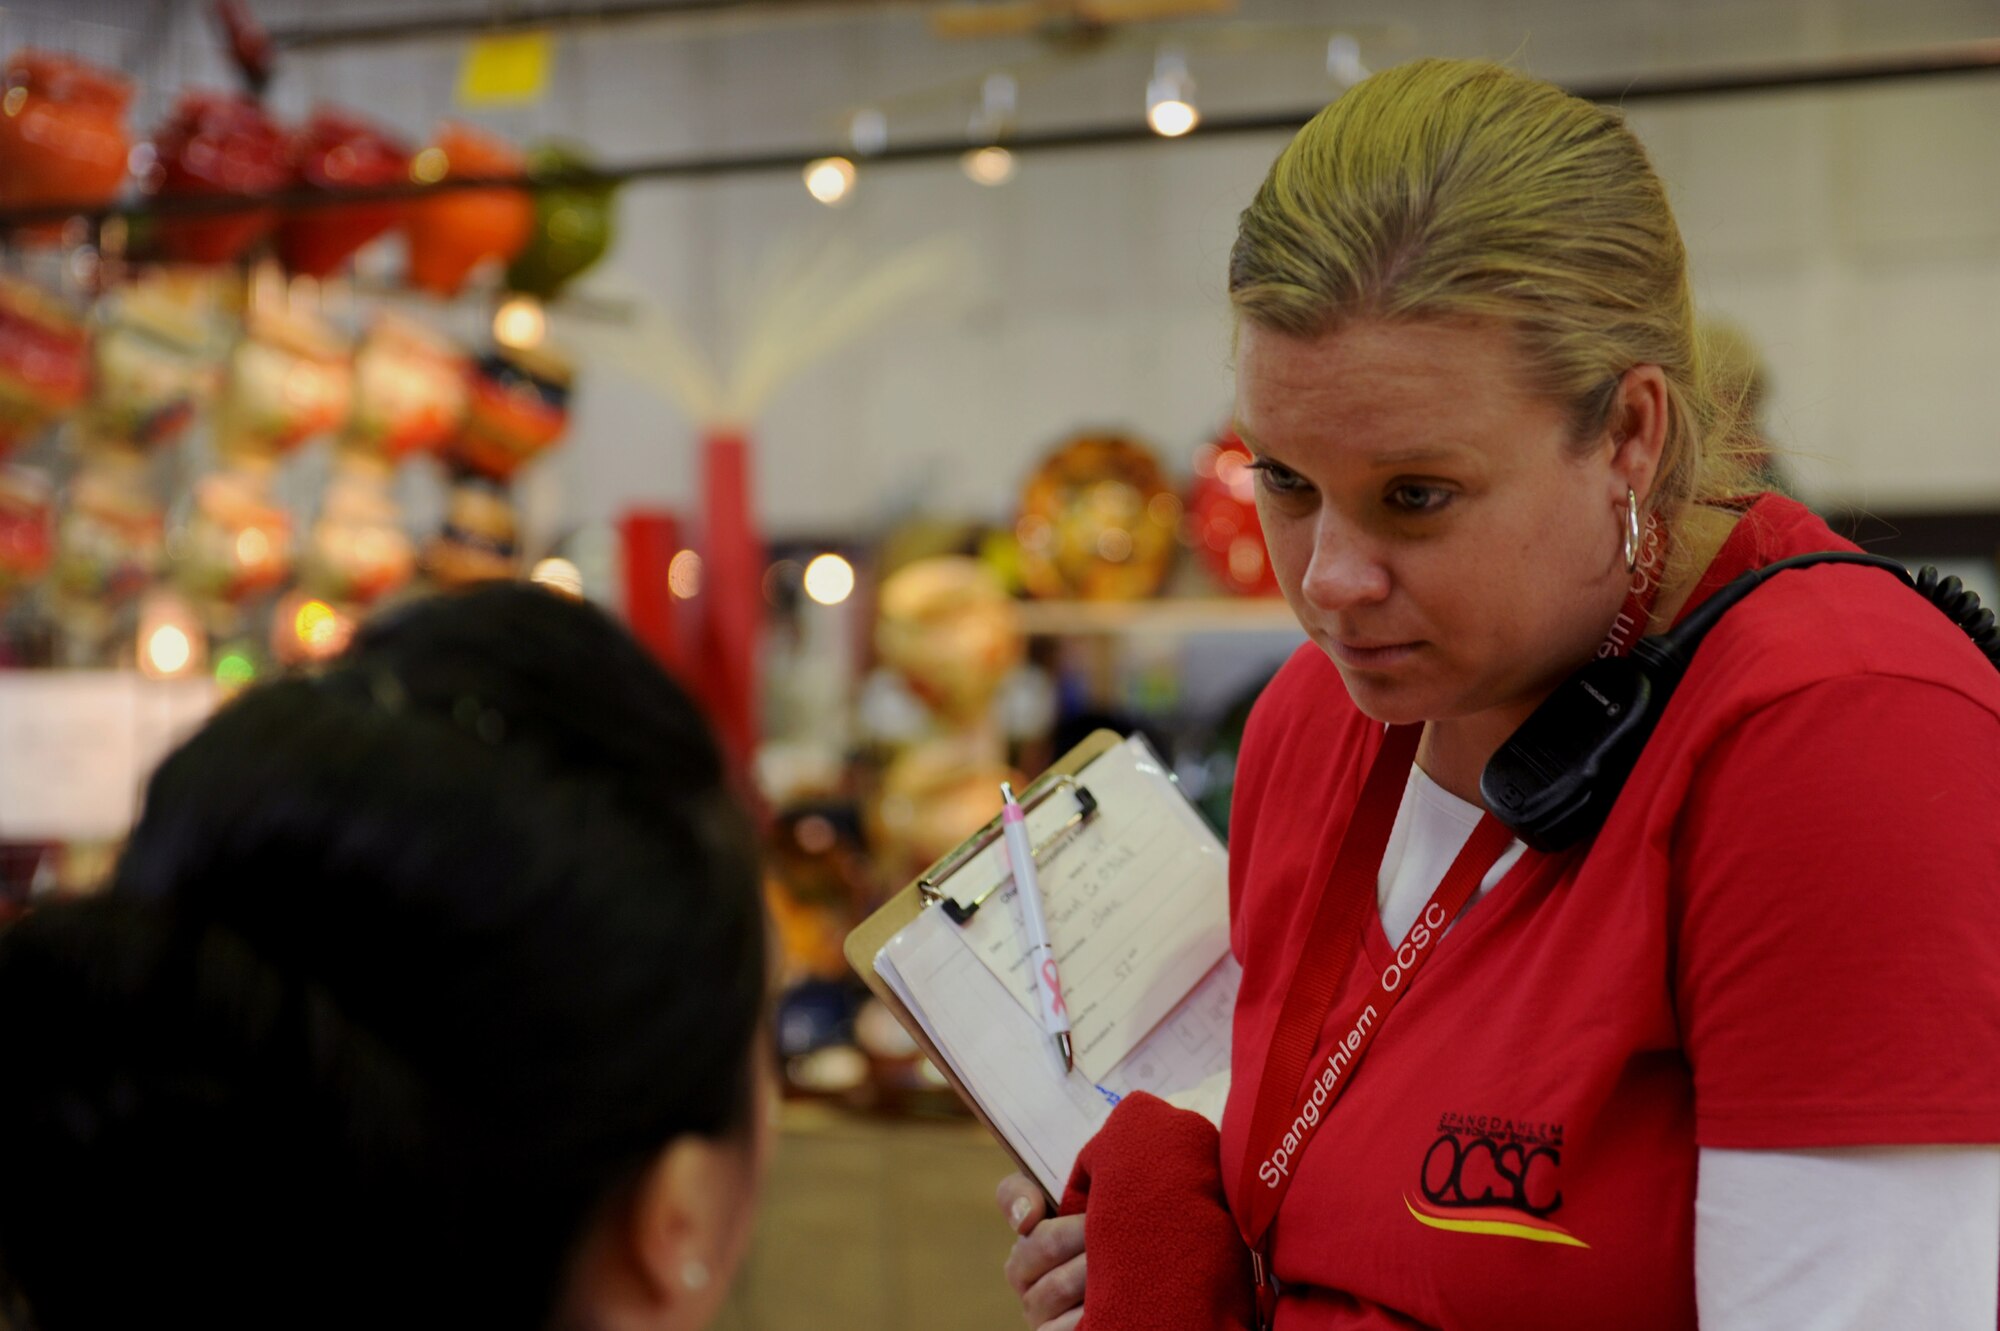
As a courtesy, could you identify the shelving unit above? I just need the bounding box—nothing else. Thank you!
[1012,596,1300,638]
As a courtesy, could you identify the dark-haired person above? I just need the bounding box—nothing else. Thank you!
[0,583,772,1331]
[999,58,2000,1331]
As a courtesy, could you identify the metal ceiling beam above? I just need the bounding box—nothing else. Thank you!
[1,40,1996,233]
[265,0,917,49]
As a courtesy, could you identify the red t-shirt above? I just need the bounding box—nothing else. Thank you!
[1216,495,2000,1330]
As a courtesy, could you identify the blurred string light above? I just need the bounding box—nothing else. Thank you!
[410,147,449,183]
[961,146,1016,187]
[137,591,205,681]
[293,597,351,660]
[1327,34,1369,89]
[962,72,1019,186]
[1146,50,1199,138]
[530,556,584,598]
[214,650,258,688]
[493,294,546,350]
[803,156,856,206]
[144,625,192,677]
[849,108,889,156]
[803,553,856,606]
[667,548,702,598]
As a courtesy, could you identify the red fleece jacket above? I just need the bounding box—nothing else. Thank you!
[1059,1092,1256,1331]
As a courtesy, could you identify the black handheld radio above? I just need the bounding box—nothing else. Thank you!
[1481,553,2000,853]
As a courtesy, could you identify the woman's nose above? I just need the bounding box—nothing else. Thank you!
[1299,513,1391,612]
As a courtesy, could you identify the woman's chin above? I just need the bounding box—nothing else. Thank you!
[1327,660,1440,727]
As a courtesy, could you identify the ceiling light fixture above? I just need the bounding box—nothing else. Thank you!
[963,71,1021,185]
[1326,34,1369,89]
[849,108,888,156]
[961,144,1017,186]
[1146,50,1199,138]
[802,155,857,206]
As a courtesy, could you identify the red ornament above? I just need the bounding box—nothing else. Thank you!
[0,467,54,600]
[1185,430,1280,597]
[403,124,533,297]
[0,280,89,456]
[0,51,132,245]
[278,107,411,278]
[451,348,568,482]
[149,92,290,264]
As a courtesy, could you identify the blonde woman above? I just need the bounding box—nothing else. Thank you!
[999,59,2000,1330]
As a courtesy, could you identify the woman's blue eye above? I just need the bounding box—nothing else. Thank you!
[1388,484,1452,513]
[1247,461,1308,496]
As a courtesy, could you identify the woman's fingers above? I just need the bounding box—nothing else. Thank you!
[997,1174,1086,1326]
[995,1171,1047,1235]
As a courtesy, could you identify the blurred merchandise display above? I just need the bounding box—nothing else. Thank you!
[0,466,54,608]
[215,300,352,460]
[0,278,88,456]
[424,473,521,588]
[506,143,617,299]
[1185,428,1280,597]
[453,345,571,482]
[146,91,291,265]
[402,122,535,297]
[277,108,412,279]
[87,272,224,446]
[0,51,132,246]
[347,314,467,463]
[1016,431,1181,600]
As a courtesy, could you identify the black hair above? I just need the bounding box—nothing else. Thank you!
[0,583,766,1330]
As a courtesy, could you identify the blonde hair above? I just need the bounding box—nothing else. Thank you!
[1228,58,1762,544]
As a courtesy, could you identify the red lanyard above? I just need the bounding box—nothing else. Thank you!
[1236,724,1514,1317]
[1237,528,1665,1328]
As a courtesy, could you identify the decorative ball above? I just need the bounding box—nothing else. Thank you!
[1016,431,1179,600]
[174,468,293,607]
[215,307,352,462]
[450,346,569,482]
[278,106,412,279]
[300,456,415,607]
[875,555,1022,724]
[505,143,616,300]
[0,466,54,603]
[54,449,163,606]
[0,51,132,246]
[88,273,221,449]
[347,314,467,464]
[403,123,534,298]
[424,474,519,588]
[1185,430,1280,597]
[148,92,291,265]
[0,279,89,456]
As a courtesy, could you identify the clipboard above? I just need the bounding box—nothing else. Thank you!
[845,731,1122,1189]
[846,729,1239,1200]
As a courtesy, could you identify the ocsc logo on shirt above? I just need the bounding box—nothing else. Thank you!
[1403,1111,1590,1248]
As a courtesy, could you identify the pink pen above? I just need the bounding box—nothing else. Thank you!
[1001,782,1073,1074]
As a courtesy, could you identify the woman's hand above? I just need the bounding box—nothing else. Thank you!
[997,1172,1086,1330]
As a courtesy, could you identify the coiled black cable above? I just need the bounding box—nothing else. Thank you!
[1912,565,2000,671]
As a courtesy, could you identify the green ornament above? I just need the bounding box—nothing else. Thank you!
[505,143,616,300]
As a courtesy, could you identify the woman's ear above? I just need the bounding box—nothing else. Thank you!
[564,1137,745,1331]
[1606,364,1670,508]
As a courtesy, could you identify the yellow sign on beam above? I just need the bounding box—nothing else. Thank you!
[456,31,552,108]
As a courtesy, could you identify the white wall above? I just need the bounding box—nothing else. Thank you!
[11,0,2000,539]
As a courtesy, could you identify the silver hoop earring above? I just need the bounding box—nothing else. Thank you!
[1623,487,1642,573]
[681,1257,711,1292]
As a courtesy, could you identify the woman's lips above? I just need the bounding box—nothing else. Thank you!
[1326,638,1421,670]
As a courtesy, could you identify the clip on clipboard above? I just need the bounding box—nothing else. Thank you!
[922,777,1099,924]
[846,730,1240,1200]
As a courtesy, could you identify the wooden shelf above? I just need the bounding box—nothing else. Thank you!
[1011,597,1302,637]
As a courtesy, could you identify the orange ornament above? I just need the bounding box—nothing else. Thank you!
[0,51,132,245]
[403,124,533,297]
